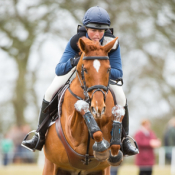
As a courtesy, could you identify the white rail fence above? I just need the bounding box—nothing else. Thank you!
[158,146,175,175]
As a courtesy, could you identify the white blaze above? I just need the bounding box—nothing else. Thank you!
[93,59,101,73]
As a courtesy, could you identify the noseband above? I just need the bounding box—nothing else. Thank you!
[80,56,111,104]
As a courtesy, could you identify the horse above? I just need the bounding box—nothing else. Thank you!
[43,37,125,175]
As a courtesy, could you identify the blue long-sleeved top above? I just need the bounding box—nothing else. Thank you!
[55,33,123,80]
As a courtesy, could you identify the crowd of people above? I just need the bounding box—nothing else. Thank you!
[0,124,35,166]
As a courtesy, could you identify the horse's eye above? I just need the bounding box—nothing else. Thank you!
[84,68,87,73]
[107,68,111,73]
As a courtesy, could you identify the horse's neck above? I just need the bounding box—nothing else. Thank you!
[61,76,89,148]
[69,111,89,145]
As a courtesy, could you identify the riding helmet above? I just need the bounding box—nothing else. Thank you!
[82,6,110,30]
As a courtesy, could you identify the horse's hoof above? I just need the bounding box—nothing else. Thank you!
[93,149,110,161]
[107,150,123,166]
[92,139,110,152]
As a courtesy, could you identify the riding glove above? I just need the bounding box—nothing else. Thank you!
[70,57,80,67]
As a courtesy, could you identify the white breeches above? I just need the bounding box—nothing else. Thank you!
[44,69,76,102]
[109,84,126,106]
[44,72,126,106]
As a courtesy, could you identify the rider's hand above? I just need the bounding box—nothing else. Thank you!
[150,139,161,148]
[70,57,80,67]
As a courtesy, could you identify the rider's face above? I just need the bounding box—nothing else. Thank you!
[87,28,105,42]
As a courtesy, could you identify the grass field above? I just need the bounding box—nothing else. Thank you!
[0,164,171,175]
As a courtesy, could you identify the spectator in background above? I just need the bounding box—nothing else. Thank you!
[110,166,119,175]
[1,133,14,166]
[164,117,175,162]
[134,119,161,175]
[8,125,34,163]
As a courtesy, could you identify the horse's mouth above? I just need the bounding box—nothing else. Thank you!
[91,107,105,119]
[93,113,102,119]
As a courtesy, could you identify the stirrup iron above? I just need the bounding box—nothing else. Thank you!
[21,130,40,152]
[122,135,139,157]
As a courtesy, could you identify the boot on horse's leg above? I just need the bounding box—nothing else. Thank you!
[122,103,139,156]
[21,99,51,151]
[74,100,110,160]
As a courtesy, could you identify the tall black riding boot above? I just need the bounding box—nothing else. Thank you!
[122,103,139,156]
[21,99,51,151]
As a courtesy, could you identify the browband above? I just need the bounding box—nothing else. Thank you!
[83,56,109,60]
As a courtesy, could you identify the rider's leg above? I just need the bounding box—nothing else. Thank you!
[22,70,76,151]
[21,99,50,151]
[109,84,139,156]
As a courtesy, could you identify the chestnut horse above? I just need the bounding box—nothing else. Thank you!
[43,37,124,175]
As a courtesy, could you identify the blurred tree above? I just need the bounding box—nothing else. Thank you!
[0,0,77,127]
[0,0,174,137]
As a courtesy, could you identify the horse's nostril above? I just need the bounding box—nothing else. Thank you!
[92,107,96,114]
[101,107,106,114]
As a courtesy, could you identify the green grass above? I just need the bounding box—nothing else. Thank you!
[0,164,171,175]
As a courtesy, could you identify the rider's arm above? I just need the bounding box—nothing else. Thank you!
[109,44,123,80]
[55,40,77,76]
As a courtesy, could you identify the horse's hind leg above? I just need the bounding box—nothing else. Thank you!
[42,157,54,175]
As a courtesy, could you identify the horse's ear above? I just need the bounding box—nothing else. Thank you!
[103,37,119,53]
[78,37,86,53]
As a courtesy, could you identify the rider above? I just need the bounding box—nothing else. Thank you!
[21,6,139,156]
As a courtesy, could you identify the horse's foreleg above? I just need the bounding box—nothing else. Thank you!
[42,157,54,175]
[92,131,103,142]
[74,100,110,161]
[74,100,110,146]
[107,105,125,166]
[108,144,123,166]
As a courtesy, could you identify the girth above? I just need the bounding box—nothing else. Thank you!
[55,117,100,170]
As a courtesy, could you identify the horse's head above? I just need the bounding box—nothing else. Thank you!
[77,37,118,119]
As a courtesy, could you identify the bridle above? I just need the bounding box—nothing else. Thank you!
[68,56,111,105]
